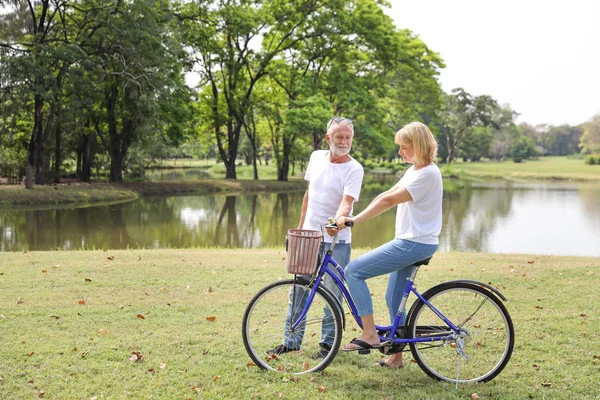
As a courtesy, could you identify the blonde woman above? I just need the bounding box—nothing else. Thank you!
[335,122,443,368]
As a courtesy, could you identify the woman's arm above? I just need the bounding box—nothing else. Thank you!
[337,185,412,228]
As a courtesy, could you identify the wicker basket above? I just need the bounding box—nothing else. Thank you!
[285,229,322,275]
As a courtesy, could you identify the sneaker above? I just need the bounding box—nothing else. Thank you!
[315,343,332,359]
[266,344,299,355]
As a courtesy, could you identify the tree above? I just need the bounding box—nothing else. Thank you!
[509,136,536,163]
[179,0,329,179]
[440,88,499,163]
[81,0,187,182]
[580,113,600,154]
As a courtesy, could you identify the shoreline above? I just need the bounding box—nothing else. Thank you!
[0,179,307,207]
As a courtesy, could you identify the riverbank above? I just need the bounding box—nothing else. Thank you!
[0,179,307,207]
[1,249,598,399]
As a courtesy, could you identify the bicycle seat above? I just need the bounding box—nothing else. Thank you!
[412,257,432,267]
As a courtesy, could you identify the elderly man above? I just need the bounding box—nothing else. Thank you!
[269,117,364,359]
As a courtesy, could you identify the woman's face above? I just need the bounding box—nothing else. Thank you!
[398,142,415,164]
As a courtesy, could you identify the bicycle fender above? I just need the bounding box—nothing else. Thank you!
[431,280,508,301]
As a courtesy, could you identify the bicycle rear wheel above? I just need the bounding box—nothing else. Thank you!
[242,278,343,374]
[407,282,514,384]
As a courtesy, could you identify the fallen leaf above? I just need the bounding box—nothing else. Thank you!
[212,375,220,381]
[107,256,115,260]
[204,287,213,293]
[192,386,202,392]
[310,377,317,382]
[38,390,45,398]
[247,362,256,367]
[137,257,142,261]
[50,315,60,320]
[532,364,539,370]
[41,270,47,273]
[202,350,208,355]
[159,363,166,369]
[26,352,35,357]
[318,386,326,393]
[51,265,58,269]
[472,394,480,400]
[540,381,552,387]
[580,313,587,318]
[278,393,284,398]
[137,314,146,319]
[85,278,92,282]
[303,361,310,371]
[206,316,216,322]
[527,260,535,264]
[72,347,78,352]
[17,297,24,304]
[147,368,155,374]
[78,300,86,305]
[0,314,5,319]
[81,351,88,357]
[129,352,144,362]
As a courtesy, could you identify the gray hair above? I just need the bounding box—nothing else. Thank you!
[326,117,354,135]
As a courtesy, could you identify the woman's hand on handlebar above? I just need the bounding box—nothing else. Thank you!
[335,216,355,230]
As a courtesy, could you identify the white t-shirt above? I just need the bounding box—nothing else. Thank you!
[304,150,364,243]
[394,164,443,245]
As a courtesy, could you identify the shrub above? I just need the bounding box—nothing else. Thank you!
[584,154,600,165]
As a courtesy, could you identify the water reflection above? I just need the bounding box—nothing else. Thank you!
[1,179,599,256]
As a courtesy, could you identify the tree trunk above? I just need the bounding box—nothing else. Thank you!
[26,95,45,188]
[53,106,61,183]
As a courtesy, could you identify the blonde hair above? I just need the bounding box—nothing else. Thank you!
[395,122,438,166]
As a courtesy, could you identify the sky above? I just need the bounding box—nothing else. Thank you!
[387,0,600,126]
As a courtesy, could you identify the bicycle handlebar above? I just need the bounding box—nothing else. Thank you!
[324,221,354,229]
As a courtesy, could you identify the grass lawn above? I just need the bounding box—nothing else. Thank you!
[450,156,600,181]
[1,249,599,399]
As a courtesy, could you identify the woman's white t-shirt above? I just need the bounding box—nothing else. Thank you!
[304,150,364,243]
[395,164,443,245]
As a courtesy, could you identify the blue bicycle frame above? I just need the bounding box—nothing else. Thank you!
[290,247,461,346]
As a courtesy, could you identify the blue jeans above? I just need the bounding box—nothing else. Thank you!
[283,242,351,349]
[345,239,438,324]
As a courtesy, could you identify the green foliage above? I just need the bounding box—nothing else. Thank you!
[509,136,537,163]
[579,114,600,154]
[584,154,600,165]
[439,88,501,163]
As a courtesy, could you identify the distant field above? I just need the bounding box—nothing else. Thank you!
[451,156,600,181]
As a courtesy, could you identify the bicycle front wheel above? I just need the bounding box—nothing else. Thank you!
[242,278,343,374]
[407,282,514,384]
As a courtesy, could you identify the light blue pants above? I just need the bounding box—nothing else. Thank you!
[284,242,351,349]
[345,239,438,324]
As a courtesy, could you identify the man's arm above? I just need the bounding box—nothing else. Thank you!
[297,183,310,229]
[334,195,356,220]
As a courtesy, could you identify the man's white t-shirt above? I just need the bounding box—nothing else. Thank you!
[304,150,364,243]
[395,164,443,245]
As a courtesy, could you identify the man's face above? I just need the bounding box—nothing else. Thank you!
[326,124,354,156]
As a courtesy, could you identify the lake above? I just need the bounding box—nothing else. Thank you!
[1,177,599,256]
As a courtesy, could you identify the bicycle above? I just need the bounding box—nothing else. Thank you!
[242,223,514,385]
